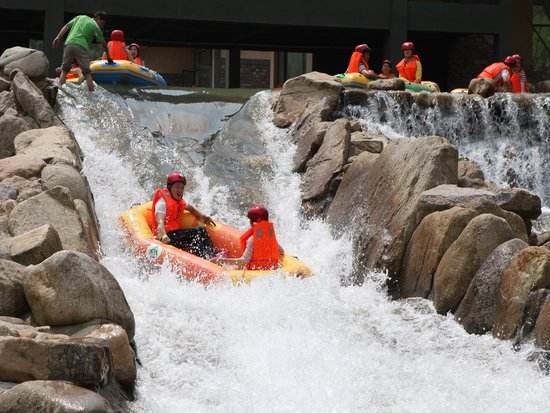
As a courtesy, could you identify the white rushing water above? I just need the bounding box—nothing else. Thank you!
[58,84,550,412]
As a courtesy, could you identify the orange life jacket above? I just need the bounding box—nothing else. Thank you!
[478,62,508,81]
[239,221,280,270]
[107,40,129,60]
[132,56,143,66]
[510,72,522,93]
[346,51,369,74]
[151,188,187,235]
[396,55,420,82]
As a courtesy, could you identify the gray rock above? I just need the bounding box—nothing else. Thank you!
[350,132,384,154]
[0,91,16,117]
[0,47,49,79]
[0,380,113,413]
[6,224,63,266]
[74,199,100,255]
[455,238,528,334]
[458,159,485,188]
[273,72,343,127]
[367,78,406,91]
[0,183,17,201]
[8,186,95,257]
[535,80,550,93]
[0,110,30,159]
[493,247,550,339]
[293,120,331,173]
[14,126,79,166]
[433,214,514,314]
[23,250,135,339]
[301,119,350,201]
[0,259,29,317]
[0,154,46,181]
[0,78,9,93]
[0,176,42,202]
[41,163,89,203]
[535,296,550,349]
[327,136,458,285]
[10,70,61,128]
[468,77,495,98]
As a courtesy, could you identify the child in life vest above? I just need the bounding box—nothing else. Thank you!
[127,43,144,66]
[214,205,284,270]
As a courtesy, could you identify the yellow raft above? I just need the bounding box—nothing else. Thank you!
[335,73,440,93]
[119,202,313,284]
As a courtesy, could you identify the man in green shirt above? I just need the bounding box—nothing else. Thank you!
[52,11,112,92]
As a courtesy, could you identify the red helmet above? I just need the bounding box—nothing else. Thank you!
[110,30,125,41]
[128,43,140,50]
[504,56,517,66]
[401,41,415,51]
[247,205,269,223]
[166,171,186,186]
[355,44,371,53]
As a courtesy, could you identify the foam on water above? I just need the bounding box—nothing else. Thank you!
[58,84,550,412]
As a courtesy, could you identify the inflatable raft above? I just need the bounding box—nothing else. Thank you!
[335,73,440,93]
[119,202,312,284]
[90,60,167,87]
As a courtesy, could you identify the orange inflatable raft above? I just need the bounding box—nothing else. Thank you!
[119,202,313,284]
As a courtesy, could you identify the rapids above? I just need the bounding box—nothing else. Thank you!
[57,84,550,412]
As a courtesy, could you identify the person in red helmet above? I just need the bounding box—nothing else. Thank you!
[378,59,395,79]
[152,171,217,259]
[510,54,528,93]
[396,41,422,83]
[103,29,129,60]
[214,205,284,270]
[127,43,144,66]
[345,44,379,79]
[476,56,515,92]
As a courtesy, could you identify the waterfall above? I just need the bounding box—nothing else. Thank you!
[57,84,550,412]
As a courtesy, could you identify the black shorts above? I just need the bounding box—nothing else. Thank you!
[167,227,217,260]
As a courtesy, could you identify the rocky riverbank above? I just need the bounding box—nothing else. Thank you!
[0,47,135,412]
[273,72,550,355]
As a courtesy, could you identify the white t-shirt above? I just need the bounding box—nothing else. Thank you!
[155,197,166,214]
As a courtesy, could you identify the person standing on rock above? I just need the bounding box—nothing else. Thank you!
[396,42,422,84]
[214,205,284,270]
[345,44,379,79]
[510,54,529,93]
[52,11,112,92]
[152,171,217,259]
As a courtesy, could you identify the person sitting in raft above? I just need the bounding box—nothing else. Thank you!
[378,59,395,79]
[476,56,515,92]
[510,54,528,93]
[396,42,422,84]
[345,44,379,79]
[152,171,217,259]
[127,43,144,65]
[214,205,284,270]
[103,29,129,60]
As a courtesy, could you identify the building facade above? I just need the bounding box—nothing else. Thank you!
[0,0,535,90]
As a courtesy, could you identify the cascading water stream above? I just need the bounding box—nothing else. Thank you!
[344,92,550,207]
[57,84,550,412]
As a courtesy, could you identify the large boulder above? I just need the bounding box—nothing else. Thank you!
[0,329,110,387]
[433,214,514,314]
[535,297,550,350]
[0,109,31,159]
[0,380,112,413]
[494,188,542,222]
[41,163,90,203]
[468,77,495,98]
[0,260,28,317]
[273,72,343,127]
[0,91,16,117]
[0,154,45,181]
[74,199,100,255]
[10,70,61,128]
[74,323,136,388]
[293,120,331,173]
[14,126,79,166]
[417,185,529,241]
[454,238,528,334]
[0,47,49,79]
[23,251,135,339]
[301,119,350,201]
[349,131,385,155]
[400,207,478,298]
[8,186,94,257]
[327,136,458,284]
[493,247,550,339]
[5,224,63,266]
